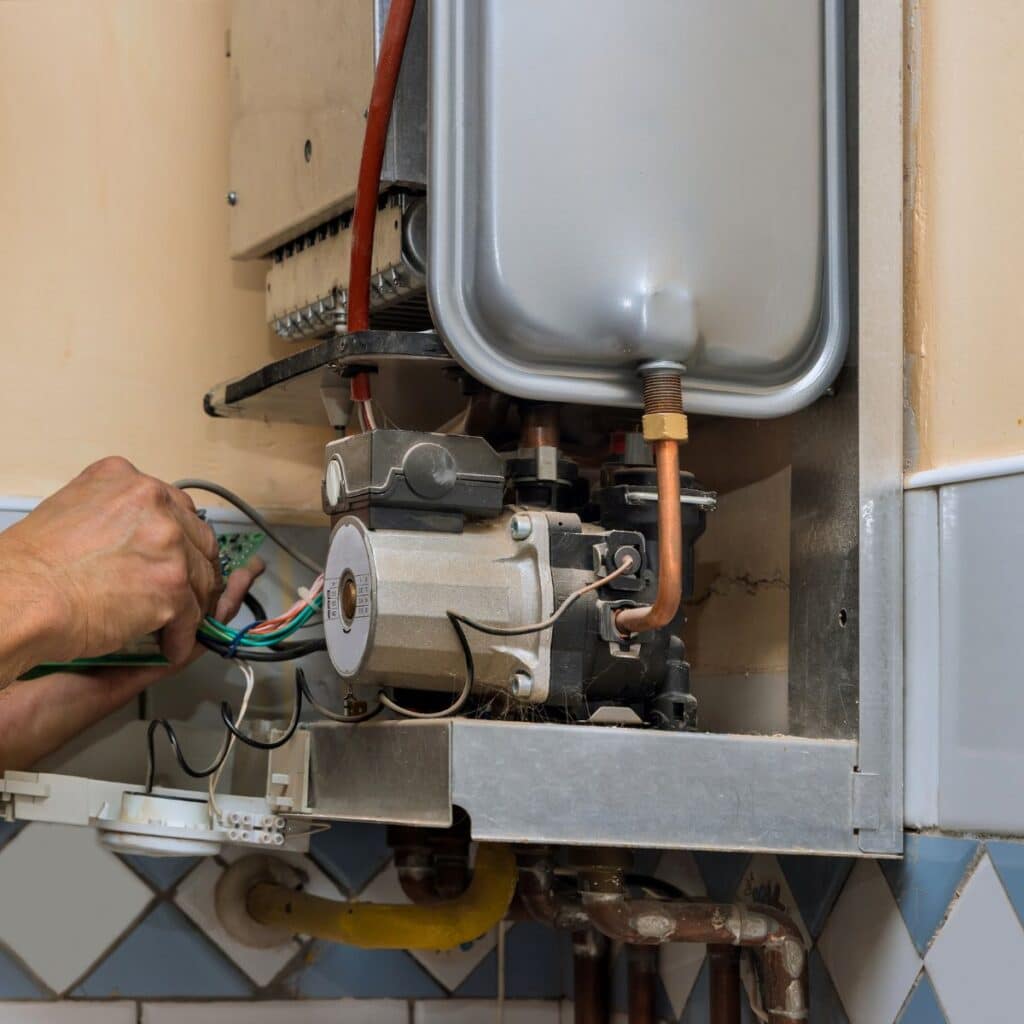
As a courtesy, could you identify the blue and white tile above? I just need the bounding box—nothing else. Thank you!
[926,853,1024,1023]
[290,942,444,999]
[74,902,252,998]
[807,948,849,1024]
[359,860,497,991]
[881,834,978,955]
[0,1005,136,1023]
[309,821,392,894]
[692,850,750,902]
[778,853,854,940]
[0,823,153,992]
[818,858,920,1024]
[736,854,811,948]
[559,1007,629,1024]
[0,946,48,999]
[175,849,340,985]
[653,850,708,1018]
[120,853,199,892]
[678,958,710,1024]
[897,971,947,1024]
[455,922,566,999]
[985,839,1024,927]
[142,999,409,1023]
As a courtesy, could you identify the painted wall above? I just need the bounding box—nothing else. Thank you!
[906,0,1024,473]
[0,0,332,517]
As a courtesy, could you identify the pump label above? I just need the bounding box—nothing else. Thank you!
[325,579,340,621]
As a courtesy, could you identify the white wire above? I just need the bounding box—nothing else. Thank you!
[208,659,257,824]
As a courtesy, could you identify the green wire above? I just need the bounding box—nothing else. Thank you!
[198,597,322,648]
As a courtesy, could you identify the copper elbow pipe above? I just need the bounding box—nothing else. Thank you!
[614,439,683,635]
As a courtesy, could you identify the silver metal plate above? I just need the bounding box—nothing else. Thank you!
[303,719,862,855]
[429,0,848,415]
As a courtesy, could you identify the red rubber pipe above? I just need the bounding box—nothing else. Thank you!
[347,0,416,337]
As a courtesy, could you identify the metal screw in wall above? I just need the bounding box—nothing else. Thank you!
[304,139,313,163]
[226,191,238,206]
[509,514,533,542]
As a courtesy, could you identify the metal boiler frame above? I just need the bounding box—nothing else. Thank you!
[278,0,903,858]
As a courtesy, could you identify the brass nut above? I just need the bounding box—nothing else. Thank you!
[641,412,688,442]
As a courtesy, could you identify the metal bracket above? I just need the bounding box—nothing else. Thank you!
[851,770,883,834]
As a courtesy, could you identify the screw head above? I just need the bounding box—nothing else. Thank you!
[511,672,533,701]
[226,191,238,206]
[509,514,533,542]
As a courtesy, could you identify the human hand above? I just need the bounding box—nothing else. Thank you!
[0,457,225,667]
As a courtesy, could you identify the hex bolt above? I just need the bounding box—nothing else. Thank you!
[226,191,238,206]
[509,514,533,542]
[511,672,534,701]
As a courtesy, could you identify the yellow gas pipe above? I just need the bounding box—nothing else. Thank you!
[246,843,517,950]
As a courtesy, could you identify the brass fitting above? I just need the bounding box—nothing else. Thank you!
[642,412,689,443]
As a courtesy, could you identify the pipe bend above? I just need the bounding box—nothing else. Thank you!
[246,843,516,951]
[613,439,683,636]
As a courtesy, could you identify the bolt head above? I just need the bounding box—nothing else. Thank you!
[509,514,533,542]
[226,191,238,206]
[511,672,534,700]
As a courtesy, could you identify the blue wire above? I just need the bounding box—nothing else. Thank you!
[225,619,263,659]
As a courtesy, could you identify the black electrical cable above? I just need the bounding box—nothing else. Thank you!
[299,669,384,723]
[242,592,269,623]
[145,719,230,793]
[220,673,302,750]
[196,634,327,662]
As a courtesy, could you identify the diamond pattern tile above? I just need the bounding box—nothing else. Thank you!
[897,972,948,1024]
[881,833,978,955]
[0,947,48,999]
[287,942,444,999]
[456,922,567,999]
[175,850,340,986]
[358,860,496,990]
[652,849,707,1018]
[0,823,153,992]
[416,1001,562,1023]
[985,839,1024,927]
[120,854,198,892]
[926,854,1024,1023]
[778,853,854,940]
[678,958,710,1024]
[74,902,252,998]
[818,859,920,1024]
[736,853,811,947]
[692,851,750,902]
[309,821,391,894]
[808,948,849,1024]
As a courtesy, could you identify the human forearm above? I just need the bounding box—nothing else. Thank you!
[0,546,68,686]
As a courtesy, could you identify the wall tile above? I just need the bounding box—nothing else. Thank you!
[897,972,948,1024]
[0,948,48,999]
[73,902,252,999]
[818,859,920,1024]
[692,851,750,902]
[310,822,391,894]
[736,854,811,947]
[0,823,153,993]
[0,1005,135,1023]
[286,942,444,1000]
[456,922,567,1000]
[142,1000,409,1023]
[880,834,978,955]
[416,1001,562,1023]
[926,854,1024,1023]
[778,853,854,940]
[120,854,199,892]
[985,839,1024,927]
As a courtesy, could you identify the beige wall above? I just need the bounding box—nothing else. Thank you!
[907,0,1024,472]
[0,1,332,517]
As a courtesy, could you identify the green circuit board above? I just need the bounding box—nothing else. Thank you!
[218,531,265,575]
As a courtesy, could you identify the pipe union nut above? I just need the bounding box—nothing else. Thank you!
[641,412,688,442]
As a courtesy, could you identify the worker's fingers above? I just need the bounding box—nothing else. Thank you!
[214,558,266,623]
[166,483,198,515]
[168,499,220,566]
[160,591,204,665]
[181,535,223,616]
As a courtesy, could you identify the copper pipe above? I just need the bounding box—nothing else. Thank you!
[516,852,590,931]
[614,439,683,635]
[709,945,742,1024]
[627,945,658,1024]
[582,897,807,1023]
[573,928,611,1024]
[520,404,560,450]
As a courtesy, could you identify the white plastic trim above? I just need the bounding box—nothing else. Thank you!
[905,453,1024,490]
